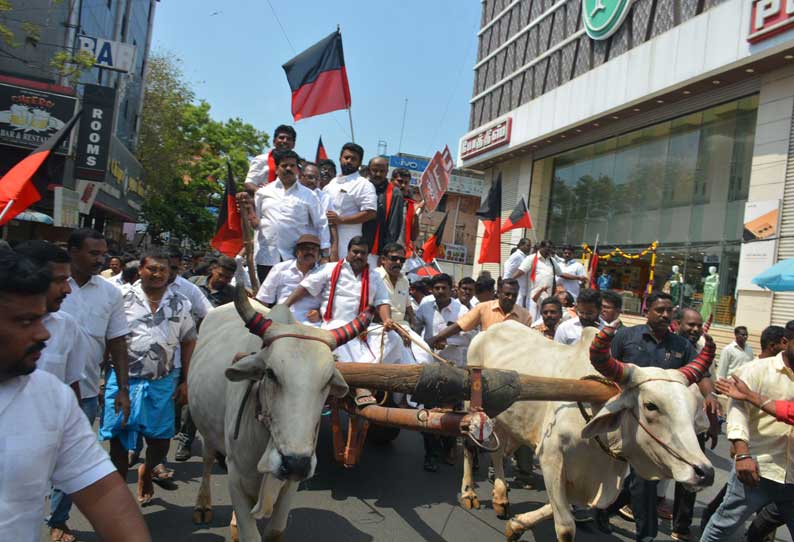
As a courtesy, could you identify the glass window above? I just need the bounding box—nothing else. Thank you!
[538,95,758,325]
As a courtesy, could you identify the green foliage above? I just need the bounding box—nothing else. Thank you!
[49,50,95,84]
[138,52,269,247]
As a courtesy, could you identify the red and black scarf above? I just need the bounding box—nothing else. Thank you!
[267,151,277,183]
[405,198,415,256]
[323,259,370,322]
[371,182,394,255]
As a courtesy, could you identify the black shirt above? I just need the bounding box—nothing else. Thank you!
[362,180,404,252]
[610,324,696,369]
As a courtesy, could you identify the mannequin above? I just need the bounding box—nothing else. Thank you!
[668,265,684,305]
[701,266,719,320]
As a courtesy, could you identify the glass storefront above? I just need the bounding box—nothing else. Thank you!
[537,95,759,324]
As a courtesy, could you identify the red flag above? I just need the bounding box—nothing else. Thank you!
[316,136,328,163]
[589,252,600,289]
[422,213,448,263]
[476,173,502,264]
[414,261,441,277]
[210,161,244,257]
[0,109,81,225]
[500,197,532,233]
[282,30,352,121]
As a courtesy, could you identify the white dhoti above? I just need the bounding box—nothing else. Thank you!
[323,319,376,363]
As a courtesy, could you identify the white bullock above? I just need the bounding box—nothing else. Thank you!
[460,322,715,542]
[188,287,371,542]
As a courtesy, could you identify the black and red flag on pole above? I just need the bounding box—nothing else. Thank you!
[282,30,352,121]
[316,136,328,162]
[500,196,532,233]
[588,252,600,289]
[422,213,448,263]
[476,173,502,264]
[0,109,81,225]
[211,161,244,257]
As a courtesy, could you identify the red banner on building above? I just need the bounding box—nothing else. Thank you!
[419,146,454,213]
[748,0,794,43]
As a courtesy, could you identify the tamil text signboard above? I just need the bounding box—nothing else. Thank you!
[0,78,76,153]
[419,146,454,213]
[460,118,512,161]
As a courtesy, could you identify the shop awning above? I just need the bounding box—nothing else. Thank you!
[13,211,53,225]
[752,259,794,291]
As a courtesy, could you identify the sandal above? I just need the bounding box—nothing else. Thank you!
[151,463,177,489]
[49,525,76,542]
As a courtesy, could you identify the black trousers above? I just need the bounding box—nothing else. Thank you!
[177,405,197,446]
[422,433,455,460]
[607,469,658,542]
[747,502,783,542]
[672,433,707,534]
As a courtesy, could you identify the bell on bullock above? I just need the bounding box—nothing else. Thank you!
[589,325,628,383]
[678,334,716,384]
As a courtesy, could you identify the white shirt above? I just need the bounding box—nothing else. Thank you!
[505,249,530,306]
[300,260,391,322]
[169,275,212,323]
[553,316,605,345]
[558,259,586,298]
[122,283,197,379]
[413,298,471,366]
[376,267,410,323]
[40,311,89,385]
[717,340,756,380]
[103,273,125,289]
[245,151,273,187]
[60,275,130,398]
[256,259,323,324]
[0,371,115,541]
[254,179,330,265]
[323,172,377,255]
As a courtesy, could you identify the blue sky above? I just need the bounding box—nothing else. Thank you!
[151,0,481,163]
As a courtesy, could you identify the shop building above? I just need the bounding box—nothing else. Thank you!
[458,0,794,332]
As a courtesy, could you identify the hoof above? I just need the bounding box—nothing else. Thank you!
[264,531,284,542]
[459,493,481,510]
[494,500,510,519]
[192,507,213,525]
[505,519,524,542]
[230,523,239,542]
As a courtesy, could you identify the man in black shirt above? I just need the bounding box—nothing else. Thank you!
[600,292,696,541]
[188,256,236,308]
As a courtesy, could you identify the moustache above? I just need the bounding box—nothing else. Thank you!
[25,341,46,357]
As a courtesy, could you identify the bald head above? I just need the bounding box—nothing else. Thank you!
[368,155,389,185]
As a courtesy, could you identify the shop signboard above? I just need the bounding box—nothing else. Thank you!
[460,118,511,161]
[448,173,484,196]
[94,136,144,221]
[77,36,136,73]
[582,0,634,40]
[75,84,116,181]
[0,78,76,153]
[388,154,429,187]
[736,199,781,290]
[53,187,80,228]
[419,146,454,212]
[442,243,468,264]
[76,180,100,215]
[748,0,794,43]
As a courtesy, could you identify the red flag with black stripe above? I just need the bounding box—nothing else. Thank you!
[282,30,352,121]
[476,173,502,263]
[315,136,328,163]
[422,213,448,263]
[210,161,244,257]
[588,252,600,289]
[500,196,532,233]
[0,109,81,225]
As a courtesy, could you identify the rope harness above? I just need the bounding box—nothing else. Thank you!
[577,375,704,471]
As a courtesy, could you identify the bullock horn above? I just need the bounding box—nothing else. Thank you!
[326,306,375,347]
[678,334,716,384]
[589,325,627,383]
[233,284,272,337]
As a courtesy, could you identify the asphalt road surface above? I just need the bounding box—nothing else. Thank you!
[47,418,792,542]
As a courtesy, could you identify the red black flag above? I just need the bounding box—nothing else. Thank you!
[282,30,352,121]
[476,173,502,264]
[210,161,244,257]
[0,109,81,225]
[316,136,328,163]
[413,261,442,278]
[500,196,532,233]
[422,213,448,263]
[588,252,600,289]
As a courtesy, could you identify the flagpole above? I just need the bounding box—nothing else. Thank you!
[0,199,14,224]
[347,107,355,142]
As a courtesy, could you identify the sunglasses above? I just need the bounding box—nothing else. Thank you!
[387,256,406,263]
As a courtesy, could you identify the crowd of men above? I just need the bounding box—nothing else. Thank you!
[2,124,794,542]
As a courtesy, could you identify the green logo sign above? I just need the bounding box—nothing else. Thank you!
[582,0,633,40]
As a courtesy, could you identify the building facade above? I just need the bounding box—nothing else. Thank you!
[459,0,794,332]
[0,0,155,249]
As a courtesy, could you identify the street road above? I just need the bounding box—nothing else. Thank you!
[47,419,790,542]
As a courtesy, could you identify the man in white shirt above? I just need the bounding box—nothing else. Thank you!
[244,149,330,283]
[60,229,130,427]
[323,143,377,261]
[716,326,755,380]
[299,161,336,259]
[554,289,605,345]
[100,255,123,279]
[557,244,587,299]
[100,249,197,506]
[504,239,532,308]
[167,249,213,325]
[414,273,471,368]
[244,124,296,194]
[256,234,324,325]
[0,249,149,541]
[513,240,559,320]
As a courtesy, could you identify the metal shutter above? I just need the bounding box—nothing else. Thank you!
[772,97,794,325]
